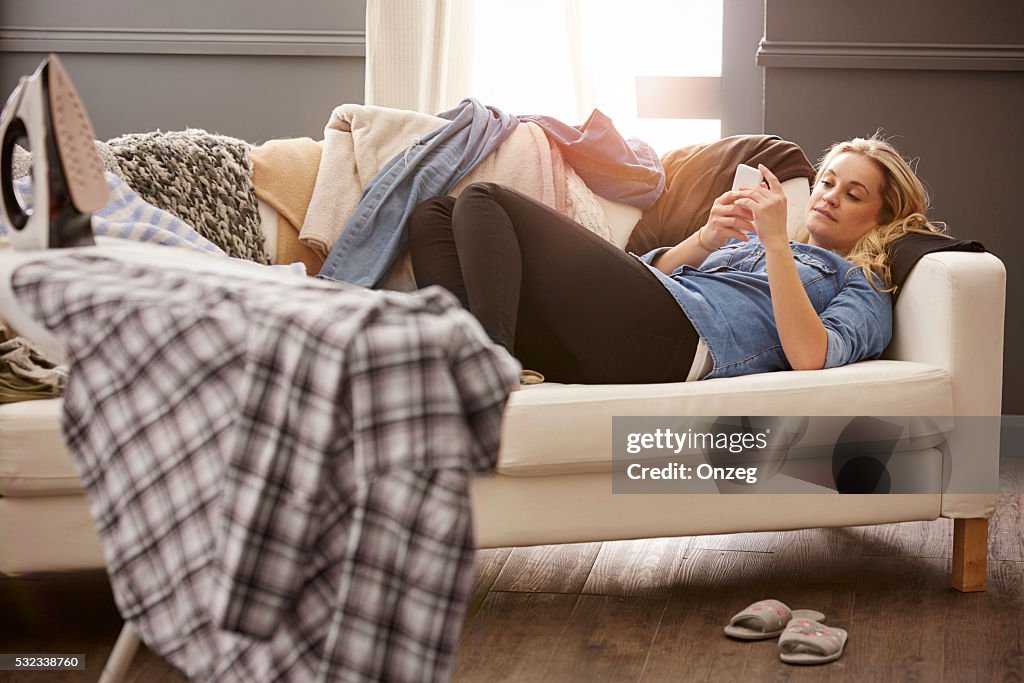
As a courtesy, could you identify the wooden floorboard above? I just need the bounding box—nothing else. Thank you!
[463,546,512,628]
[640,548,777,682]
[450,591,579,683]
[841,556,950,682]
[942,558,1024,682]
[993,457,1024,561]
[581,537,689,599]
[543,594,667,683]
[991,494,1024,561]
[861,518,953,558]
[490,542,601,594]
[686,530,783,553]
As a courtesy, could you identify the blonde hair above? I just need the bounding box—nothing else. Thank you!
[794,133,947,292]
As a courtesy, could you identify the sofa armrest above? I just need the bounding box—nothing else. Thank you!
[883,251,1005,416]
[882,251,1006,517]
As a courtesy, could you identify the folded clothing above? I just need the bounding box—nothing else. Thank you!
[0,321,66,403]
[248,137,327,273]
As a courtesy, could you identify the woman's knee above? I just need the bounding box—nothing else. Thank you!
[451,182,522,241]
[458,181,504,201]
[407,195,456,247]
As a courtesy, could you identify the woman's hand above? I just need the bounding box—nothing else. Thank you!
[731,164,789,250]
[700,190,757,249]
[651,164,787,273]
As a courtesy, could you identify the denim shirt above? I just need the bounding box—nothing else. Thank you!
[637,236,893,379]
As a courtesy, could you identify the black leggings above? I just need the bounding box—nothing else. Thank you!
[407,183,698,384]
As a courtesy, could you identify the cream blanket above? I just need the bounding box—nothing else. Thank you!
[299,104,611,272]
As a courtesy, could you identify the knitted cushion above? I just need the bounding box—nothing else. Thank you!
[105,129,268,264]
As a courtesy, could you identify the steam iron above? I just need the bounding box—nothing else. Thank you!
[0,53,107,250]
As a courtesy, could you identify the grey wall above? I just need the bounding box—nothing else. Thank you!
[760,0,1024,414]
[722,0,766,136]
[0,0,367,143]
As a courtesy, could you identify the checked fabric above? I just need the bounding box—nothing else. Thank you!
[9,249,519,682]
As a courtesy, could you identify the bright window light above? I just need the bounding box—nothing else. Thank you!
[468,0,723,153]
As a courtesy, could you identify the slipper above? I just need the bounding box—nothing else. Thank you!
[723,599,826,640]
[778,618,848,665]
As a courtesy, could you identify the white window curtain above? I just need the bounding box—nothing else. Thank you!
[364,0,592,117]
[364,0,475,114]
[364,1,722,151]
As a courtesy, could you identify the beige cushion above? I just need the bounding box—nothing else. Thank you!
[0,399,77,496]
[0,495,104,574]
[0,359,952,492]
[499,360,951,477]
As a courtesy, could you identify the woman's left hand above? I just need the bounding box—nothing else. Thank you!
[733,164,789,250]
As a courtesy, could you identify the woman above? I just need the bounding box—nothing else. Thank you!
[407,135,944,384]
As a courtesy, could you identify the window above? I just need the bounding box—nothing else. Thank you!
[468,0,723,154]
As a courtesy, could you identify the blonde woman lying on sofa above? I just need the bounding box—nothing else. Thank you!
[407,135,951,384]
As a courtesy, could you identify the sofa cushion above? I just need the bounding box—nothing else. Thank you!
[0,495,105,573]
[0,398,78,496]
[0,360,953,492]
[498,360,952,477]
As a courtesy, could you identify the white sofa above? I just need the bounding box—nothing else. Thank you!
[0,184,1007,600]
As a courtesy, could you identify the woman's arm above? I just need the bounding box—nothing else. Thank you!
[651,190,756,274]
[763,241,828,370]
[650,230,716,273]
[735,165,828,371]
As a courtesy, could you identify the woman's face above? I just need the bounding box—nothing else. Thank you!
[804,152,886,254]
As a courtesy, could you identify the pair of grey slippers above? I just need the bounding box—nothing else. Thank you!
[724,599,848,665]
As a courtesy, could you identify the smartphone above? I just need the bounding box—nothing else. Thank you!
[731,164,762,237]
[731,163,763,191]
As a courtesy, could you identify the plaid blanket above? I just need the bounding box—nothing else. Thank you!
[9,247,518,682]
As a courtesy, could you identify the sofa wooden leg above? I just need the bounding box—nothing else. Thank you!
[951,518,988,592]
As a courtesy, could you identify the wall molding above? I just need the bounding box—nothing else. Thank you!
[0,26,366,57]
[757,40,1024,71]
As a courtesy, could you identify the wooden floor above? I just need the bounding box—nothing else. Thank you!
[3,459,1022,682]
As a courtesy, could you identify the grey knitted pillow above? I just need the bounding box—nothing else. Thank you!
[105,129,268,264]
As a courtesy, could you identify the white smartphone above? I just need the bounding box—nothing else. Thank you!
[731,163,762,236]
[731,163,763,191]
